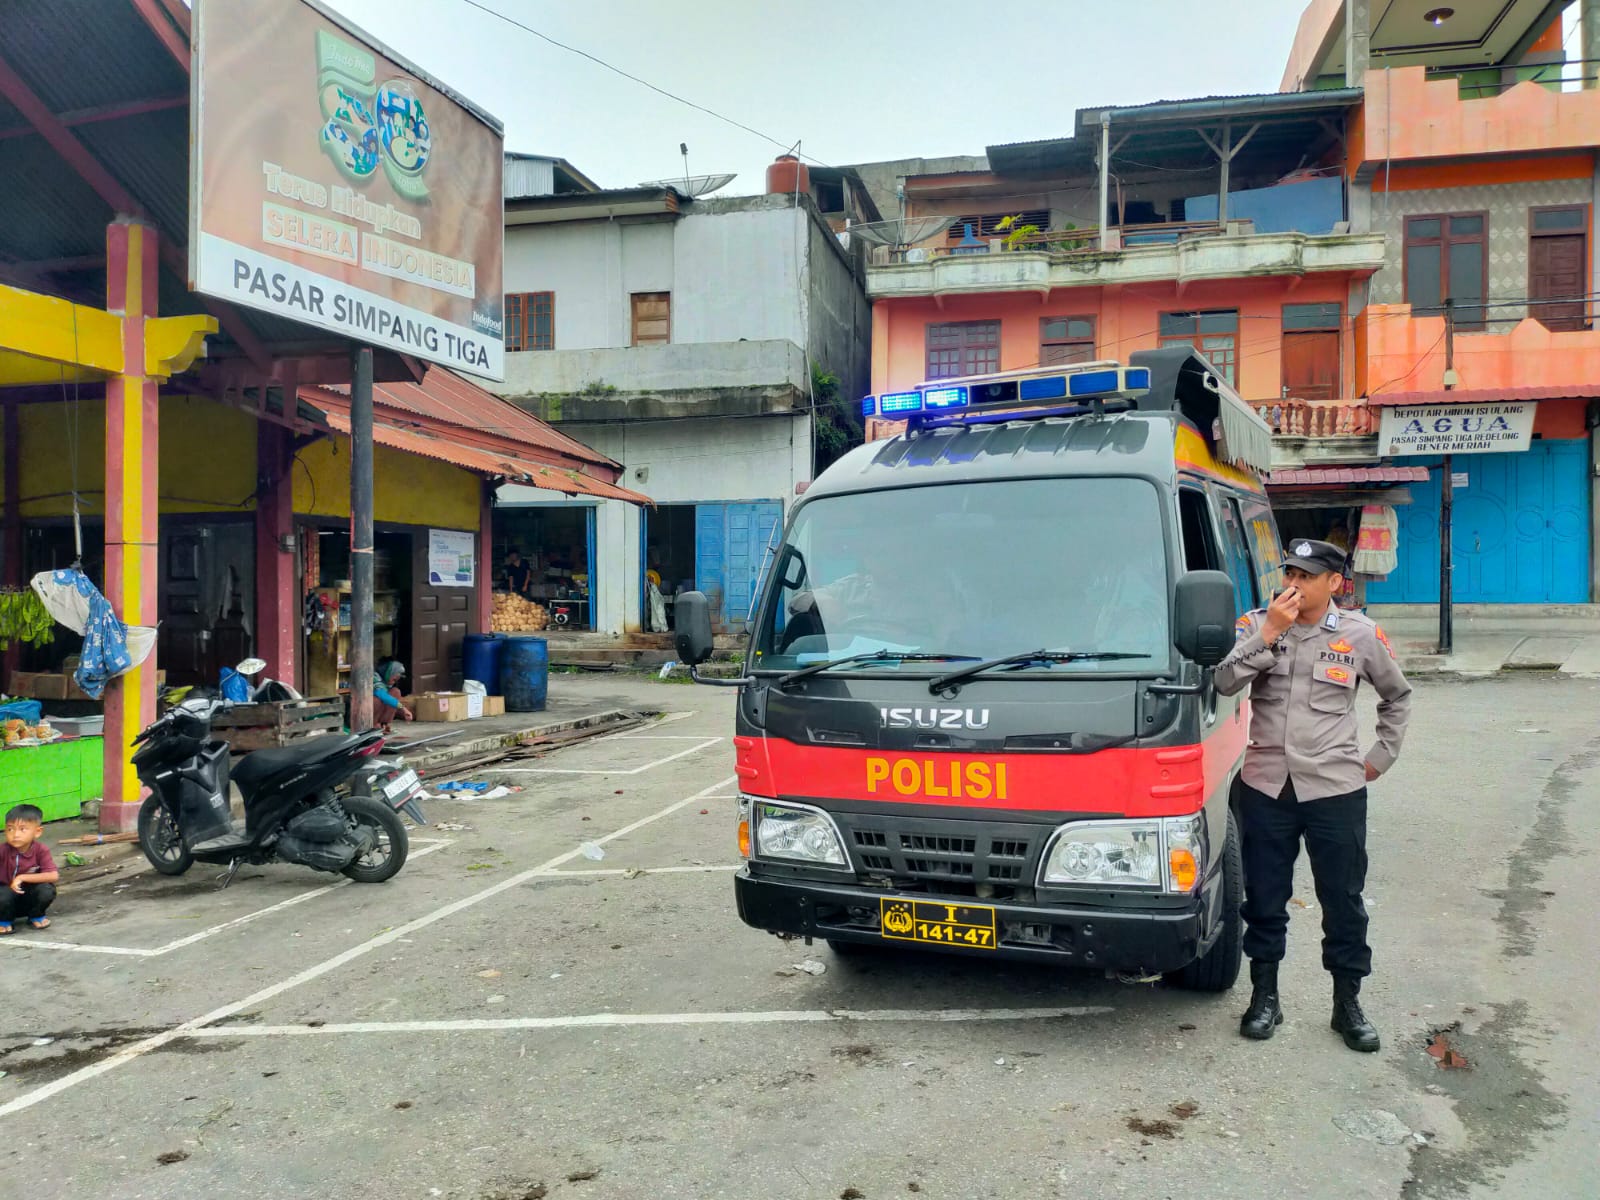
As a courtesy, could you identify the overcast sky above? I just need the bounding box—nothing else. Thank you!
[321,0,1312,196]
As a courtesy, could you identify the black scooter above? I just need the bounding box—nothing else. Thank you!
[133,694,410,887]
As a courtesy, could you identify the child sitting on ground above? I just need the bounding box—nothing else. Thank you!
[1,803,59,933]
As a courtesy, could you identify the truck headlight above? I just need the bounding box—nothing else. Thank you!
[1039,816,1209,891]
[1040,821,1162,887]
[752,800,848,868]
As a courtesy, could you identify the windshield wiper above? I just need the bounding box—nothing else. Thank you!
[775,649,976,687]
[928,649,1149,694]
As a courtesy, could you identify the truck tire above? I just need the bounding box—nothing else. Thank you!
[1167,809,1243,992]
[137,796,194,876]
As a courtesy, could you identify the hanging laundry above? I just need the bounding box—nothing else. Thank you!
[30,569,156,700]
[1353,505,1399,577]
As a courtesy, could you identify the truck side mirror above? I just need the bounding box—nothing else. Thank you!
[1173,570,1237,667]
[673,591,715,666]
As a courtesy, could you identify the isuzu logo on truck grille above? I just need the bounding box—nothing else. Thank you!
[879,707,990,731]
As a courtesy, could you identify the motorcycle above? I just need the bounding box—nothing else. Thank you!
[133,671,413,887]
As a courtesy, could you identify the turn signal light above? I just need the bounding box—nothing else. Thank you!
[738,818,751,858]
[1168,847,1198,893]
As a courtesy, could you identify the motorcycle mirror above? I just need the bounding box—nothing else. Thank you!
[236,658,268,677]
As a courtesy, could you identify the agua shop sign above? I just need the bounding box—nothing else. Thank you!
[1377,402,1537,457]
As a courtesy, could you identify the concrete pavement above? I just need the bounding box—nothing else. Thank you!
[1369,603,1600,677]
[1,672,1596,1199]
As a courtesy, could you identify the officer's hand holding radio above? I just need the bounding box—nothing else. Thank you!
[1261,586,1302,644]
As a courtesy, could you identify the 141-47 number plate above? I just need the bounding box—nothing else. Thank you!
[879,899,997,949]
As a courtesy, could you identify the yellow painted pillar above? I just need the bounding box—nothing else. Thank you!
[99,217,160,834]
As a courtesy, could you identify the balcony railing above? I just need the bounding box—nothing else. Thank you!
[1252,399,1375,438]
[869,220,1227,266]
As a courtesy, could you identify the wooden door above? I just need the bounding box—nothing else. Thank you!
[410,537,472,694]
[1280,330,1339,401]
[1529,232,1587,331]
[158,529,211,687]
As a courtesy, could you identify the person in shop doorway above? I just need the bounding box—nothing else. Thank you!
[502,549,533,599]
[374,659,415,732]
[1,804,60,933]
[1213,539,1412,1053]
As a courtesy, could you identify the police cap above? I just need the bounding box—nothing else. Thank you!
[1283,538,1347,576]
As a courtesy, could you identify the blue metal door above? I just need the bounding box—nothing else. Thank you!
[695,502,783,630]
[1366,440,1590,604]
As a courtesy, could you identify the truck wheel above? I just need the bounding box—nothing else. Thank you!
[1167,809,1243,992]
[137,796,193,876]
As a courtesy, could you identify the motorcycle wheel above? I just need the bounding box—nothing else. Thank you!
[137,796,194,876]
[339,795,409,883]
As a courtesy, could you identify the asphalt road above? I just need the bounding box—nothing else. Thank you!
[1,671,1596,1200]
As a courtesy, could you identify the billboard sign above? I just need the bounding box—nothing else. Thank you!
[191,0,505,379]
[1377,402,1537,457]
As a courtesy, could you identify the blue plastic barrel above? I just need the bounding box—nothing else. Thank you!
[461,633,506,695]
[501,635,549,712]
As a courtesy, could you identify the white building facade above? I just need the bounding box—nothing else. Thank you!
[490,179,870,638]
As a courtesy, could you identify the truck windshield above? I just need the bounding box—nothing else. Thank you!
[751,477,1170,675]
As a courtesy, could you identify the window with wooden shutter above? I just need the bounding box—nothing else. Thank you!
[926,320,1001,379]
[1280,303,1341,401]
[504,292,554,352]
[631,292,671,345]
[1039,316,1096,366]
[946,210,1050,243]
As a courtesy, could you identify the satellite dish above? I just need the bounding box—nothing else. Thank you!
[846,216,957,249]
[640,172,737,197]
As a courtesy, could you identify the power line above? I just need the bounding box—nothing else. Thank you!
[454,0,834,169]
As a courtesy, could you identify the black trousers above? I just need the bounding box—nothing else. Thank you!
[0,882,56,923]
[1239,782,1370,979]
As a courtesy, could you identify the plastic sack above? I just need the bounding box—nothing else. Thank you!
[0,699,42,724]
[220,669,252,704]
[462,679,487,697]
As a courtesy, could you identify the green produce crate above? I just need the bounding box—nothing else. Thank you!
[0,736,103,822]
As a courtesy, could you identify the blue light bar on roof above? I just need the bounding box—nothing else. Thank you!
[878,391,923,415]
[1125,367,1152,391]
[1019,375,1067,401]
[923,385,969,410]
[1067,369,1122,397]
[861,395,876,417]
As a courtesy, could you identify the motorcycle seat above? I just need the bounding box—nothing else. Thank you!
[232,734,364,797]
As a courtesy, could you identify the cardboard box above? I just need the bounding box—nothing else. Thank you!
[411,691,469,722]
[482,695,505,717]
[31,673,70,701]
[8,671,41,699]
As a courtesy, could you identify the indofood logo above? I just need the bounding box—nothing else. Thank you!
[315,30,431,201]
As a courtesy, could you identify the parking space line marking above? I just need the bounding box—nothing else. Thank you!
[184,1006,1114,1037]
[0,840,452,960]
[0,778,735,1119]
[495,738,722,776]
[534,864,742,878]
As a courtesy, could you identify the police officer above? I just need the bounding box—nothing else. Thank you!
[1214,539,1411,1052]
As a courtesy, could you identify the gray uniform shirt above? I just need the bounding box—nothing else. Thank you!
[1214,602,1412,802]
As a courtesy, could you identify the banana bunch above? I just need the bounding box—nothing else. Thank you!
[0,590,55,650]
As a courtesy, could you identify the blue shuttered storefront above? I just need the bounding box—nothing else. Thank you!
[694,501,783,630]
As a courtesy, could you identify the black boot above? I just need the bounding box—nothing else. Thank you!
[1331,976,1380,1052]
[1239,960,1284,1040]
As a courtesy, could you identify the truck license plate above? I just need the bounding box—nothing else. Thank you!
[880,899,997,949]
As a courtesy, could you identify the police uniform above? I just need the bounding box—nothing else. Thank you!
[1213,539,1412,1050]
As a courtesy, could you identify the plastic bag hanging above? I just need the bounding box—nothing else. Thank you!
[30,568,157,700]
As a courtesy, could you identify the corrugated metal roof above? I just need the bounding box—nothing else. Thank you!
[308,395,649,506]
[1269,466,1429,486]
[1368,385,1600,407]
[309,367,622,478]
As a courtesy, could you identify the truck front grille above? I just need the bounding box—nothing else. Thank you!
[835,813,1047,891]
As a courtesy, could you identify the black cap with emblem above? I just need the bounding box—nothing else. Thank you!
[1282,538,1347,576]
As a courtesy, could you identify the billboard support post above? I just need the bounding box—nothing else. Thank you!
[350,344,375,732]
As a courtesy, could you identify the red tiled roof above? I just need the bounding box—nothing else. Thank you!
[1268,466,1429,486]
[306,367,622,479]
[1368,385,1599,407]
[305,389,650,506]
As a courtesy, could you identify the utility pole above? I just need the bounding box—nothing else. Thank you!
[1439,299,1455,656]
[350,346,375,732]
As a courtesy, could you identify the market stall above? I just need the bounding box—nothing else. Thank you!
[1265,467,1427,608]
